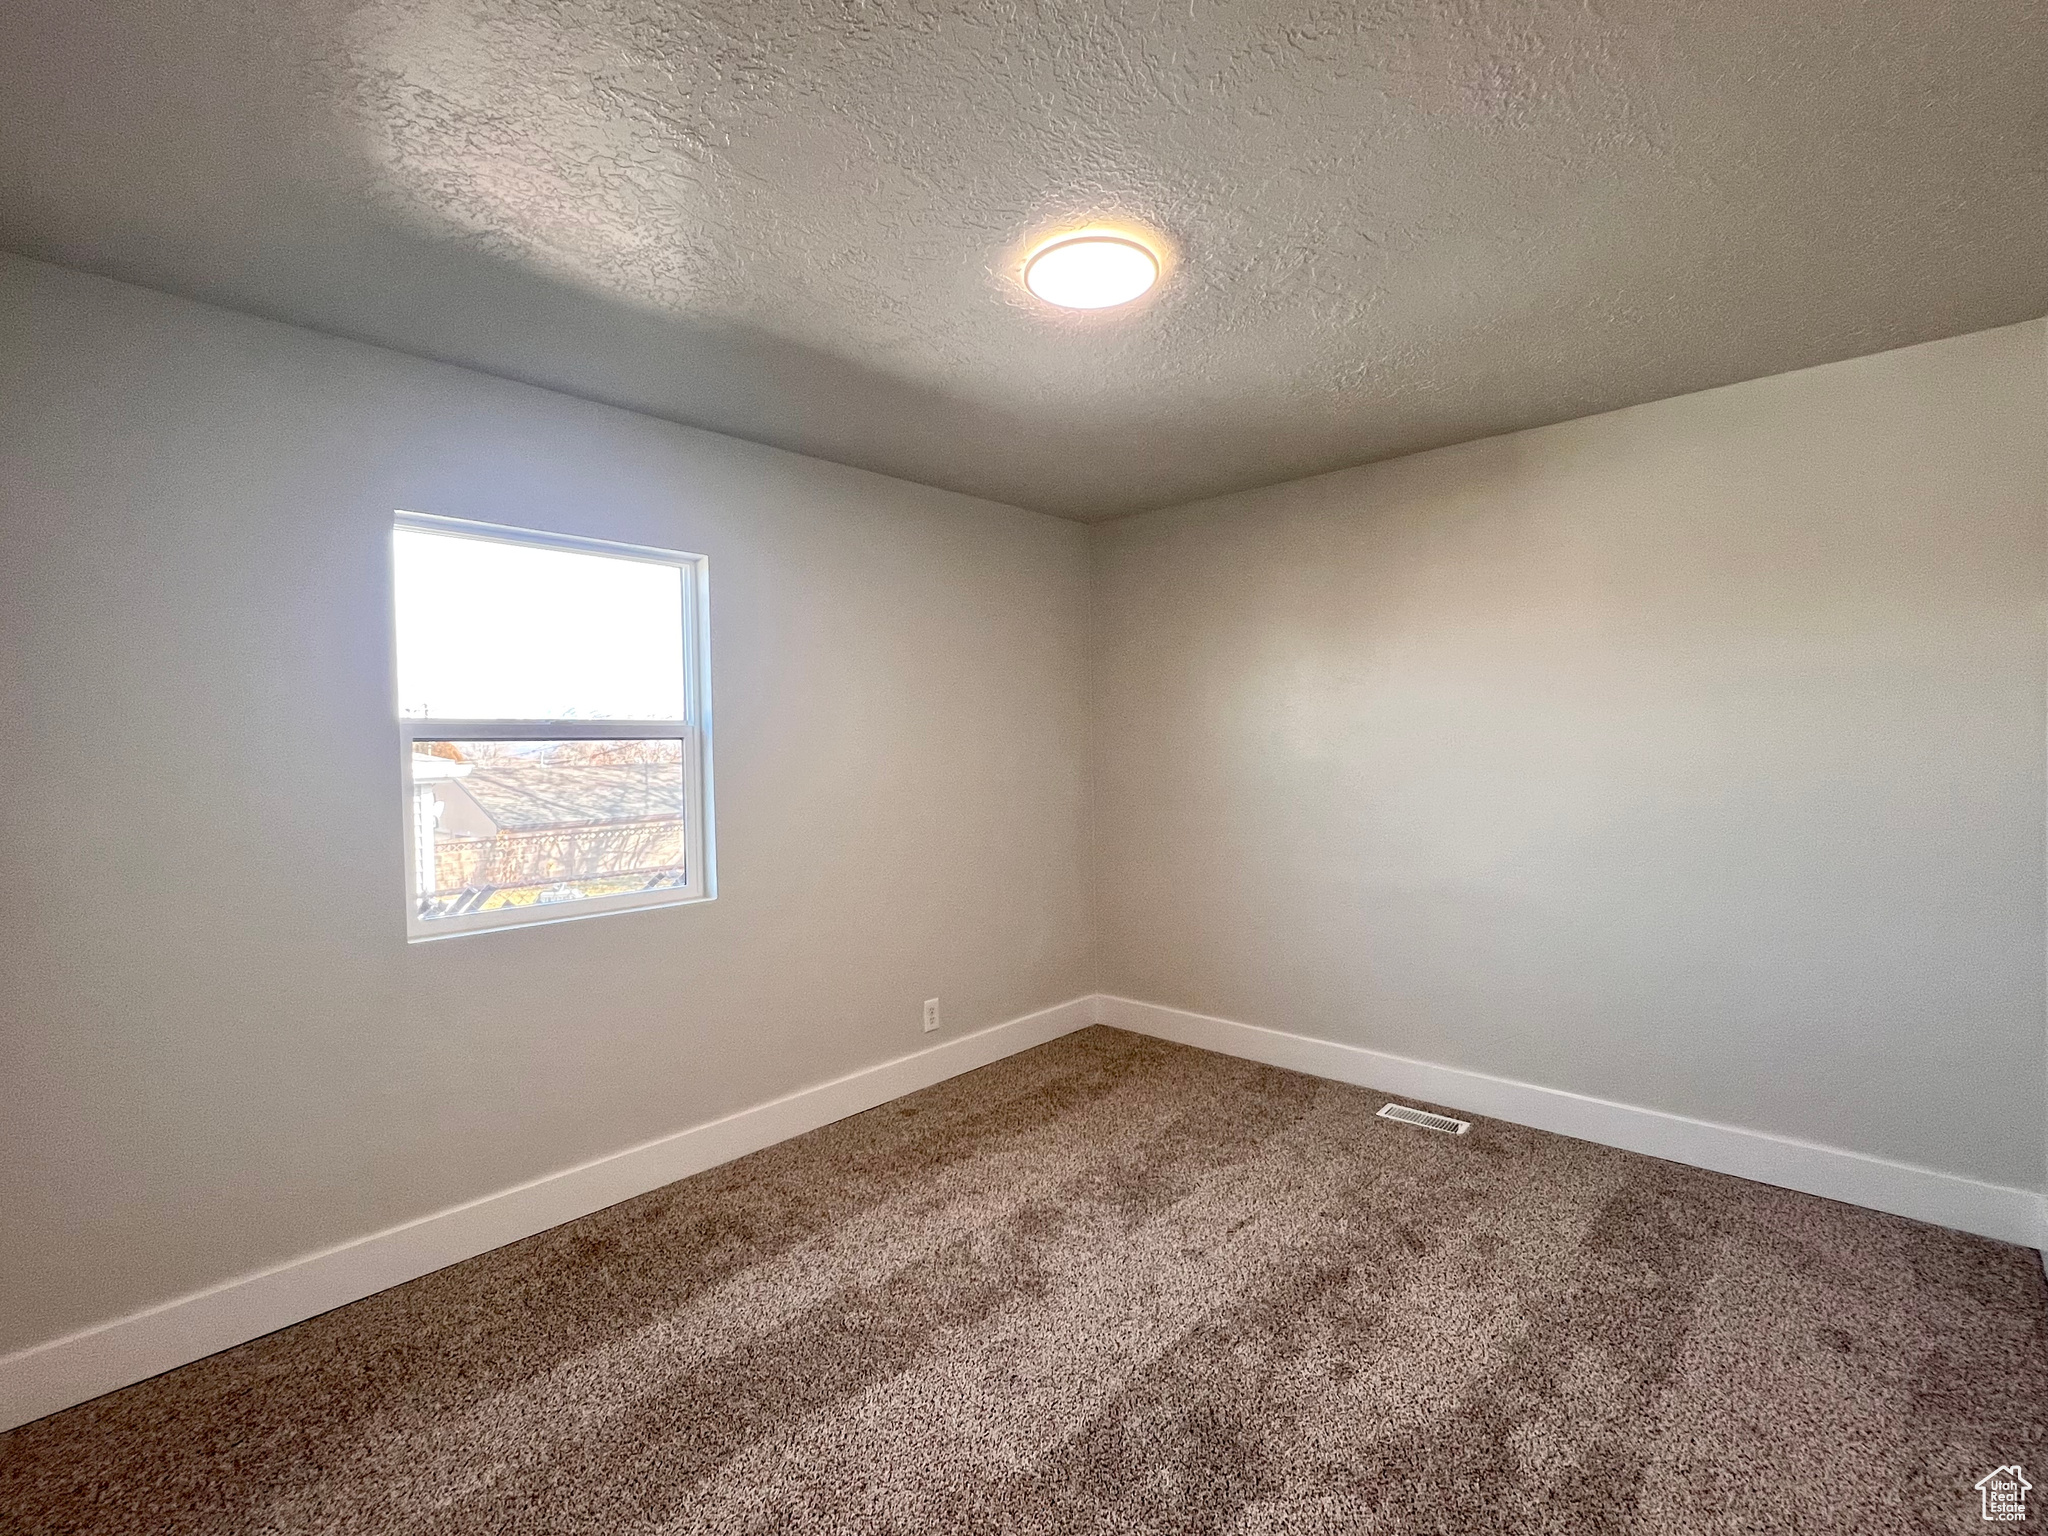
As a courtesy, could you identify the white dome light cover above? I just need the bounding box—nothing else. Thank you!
[1023,234,1161,310]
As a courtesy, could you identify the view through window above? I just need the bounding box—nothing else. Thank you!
[393,515,711,937]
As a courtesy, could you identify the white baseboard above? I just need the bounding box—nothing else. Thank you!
[0,995,1097,1433]
[1097,995,2048,1252]
[8,991,2040,1433]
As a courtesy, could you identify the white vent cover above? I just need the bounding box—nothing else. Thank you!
[1377,1103,1470,1136]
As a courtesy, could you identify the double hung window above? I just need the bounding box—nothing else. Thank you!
[392,512,713,939]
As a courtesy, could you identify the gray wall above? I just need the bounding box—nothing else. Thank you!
[1093,321,2048,1191]
[0,255,1094,1354]
[5,249,2042,1363]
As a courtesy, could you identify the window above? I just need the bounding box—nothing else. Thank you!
[392,512,712,939]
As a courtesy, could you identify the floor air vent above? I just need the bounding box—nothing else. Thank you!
[1377,1103,1470,1136]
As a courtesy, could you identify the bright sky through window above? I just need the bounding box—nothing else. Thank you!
[393,527,686,719]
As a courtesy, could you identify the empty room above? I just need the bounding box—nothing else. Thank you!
[2,1,2045,1531]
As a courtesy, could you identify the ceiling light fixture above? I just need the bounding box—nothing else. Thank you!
[1023,233,1160,310]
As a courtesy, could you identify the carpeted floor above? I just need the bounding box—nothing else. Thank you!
[3,1027,2045,1534]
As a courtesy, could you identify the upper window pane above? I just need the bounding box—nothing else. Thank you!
[393,526,687,720]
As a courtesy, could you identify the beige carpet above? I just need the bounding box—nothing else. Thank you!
[3,1026,2045,1534]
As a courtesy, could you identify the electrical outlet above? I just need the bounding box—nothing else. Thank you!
[923,998,941,1034]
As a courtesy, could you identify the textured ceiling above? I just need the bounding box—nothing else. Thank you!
[3,0,2043,520]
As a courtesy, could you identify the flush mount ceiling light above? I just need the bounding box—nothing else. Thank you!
[1023,233,1161,310]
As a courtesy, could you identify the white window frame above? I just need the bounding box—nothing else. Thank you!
[393,510,715,941]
